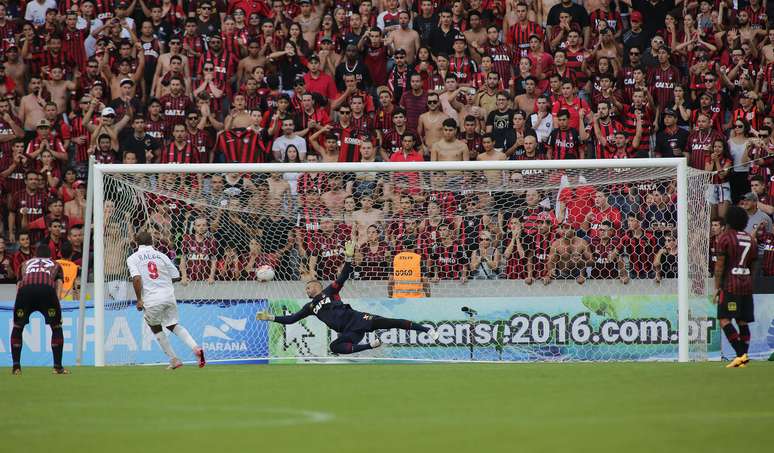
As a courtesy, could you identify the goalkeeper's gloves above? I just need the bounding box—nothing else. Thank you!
[256,311,275,321]
[344,240,356,262]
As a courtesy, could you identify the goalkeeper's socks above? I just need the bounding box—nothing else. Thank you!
[51,326,64,368]
[722,323,744,357]
[10,326,23,367]
[738,324,751,355]
[154,331,177,359]
[172,325,199,350]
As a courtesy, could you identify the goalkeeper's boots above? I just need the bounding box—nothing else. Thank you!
[11,366,21,376]
[167,358,183,370]
[195,346,206,368]
[52,367,70,375]
[725,355,746,368]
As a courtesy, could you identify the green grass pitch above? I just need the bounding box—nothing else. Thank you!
[2,363,773,453]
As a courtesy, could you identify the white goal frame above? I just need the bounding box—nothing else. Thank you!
[88,158,692,366]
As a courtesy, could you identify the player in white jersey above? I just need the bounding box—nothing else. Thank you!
[126,231,206,369]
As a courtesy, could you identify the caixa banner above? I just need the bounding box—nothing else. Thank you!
[0,300,269,366]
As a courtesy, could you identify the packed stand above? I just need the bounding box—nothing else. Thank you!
[0,0,773,285]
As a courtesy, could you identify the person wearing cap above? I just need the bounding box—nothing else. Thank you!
[108,77,143,123]
[740,192,773,234]
[386,10,420,64]
[303,53,338,100]
[622,10,648,56]
[654,107,689,158]
[621,0,675,41]
[26,118,67,161]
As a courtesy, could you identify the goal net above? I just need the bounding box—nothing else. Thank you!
[89,160,714,365]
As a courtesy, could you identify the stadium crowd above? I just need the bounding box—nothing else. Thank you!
[2,0,774,285]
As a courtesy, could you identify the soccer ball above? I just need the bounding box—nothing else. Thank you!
[255,265,275,282]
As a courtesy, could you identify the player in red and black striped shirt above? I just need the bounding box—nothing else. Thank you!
[646,48,681,108]
[11,243,66,375]
[506,3,543,58]
[61,13,88,73]
[714,206,757,367]
[161,124,197,164]
[431,223,468,282]
[591,101,623,159]
[159,77,194,131]
[480,26,515,84]
[756,225,774,276]
[547,109,587,159]
[9,171,48,242]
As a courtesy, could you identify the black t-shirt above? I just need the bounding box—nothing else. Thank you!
[486,108,515,148]
[547,3,590,27]
[654,127,689,158]
[426,26,460,56]
[119,133,161,163]
[257,216,293,253]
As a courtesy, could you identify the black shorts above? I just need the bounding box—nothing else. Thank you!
[717,292,755,322]
[13,284,61,326]
[344,311,376,333]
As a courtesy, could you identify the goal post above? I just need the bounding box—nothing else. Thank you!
[87,158,711,366]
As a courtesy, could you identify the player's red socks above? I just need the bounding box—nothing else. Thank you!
[738,324,751,355]
[51,326,64,368]
[10,326,22,367]
[722,323,744,357]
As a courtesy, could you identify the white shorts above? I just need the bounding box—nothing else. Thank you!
[705,183,731,204]
[143,301,179,327]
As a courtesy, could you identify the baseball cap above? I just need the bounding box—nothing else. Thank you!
[742,192,759,202]
[662,108,677,117]
[101,107,116,117]
[630,11,643,22]
[320,36,333,43]
[119,78,134,86]
[308,54,320,62]
[73,180,86,189]
[453,34,466,42]
[37,119,51,128]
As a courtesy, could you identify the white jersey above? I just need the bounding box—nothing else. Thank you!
[126,245,180,307]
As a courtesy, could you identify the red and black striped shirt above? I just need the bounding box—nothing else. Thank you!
[11,189,47,224]
[716,229,756,295]
[331,124,367,162]
[647,65,681,108]
[159,94,194,131]
[19,258,62,289]
[594,120,623,159]
[187,129,214,164]
[61,27,88,72]
[216,129,270,163]
[161,141,197,164]
[547,127,582,160]
[448,55,477,85]
[481,42,515,83]
[506,21,543,58]
[431,242,467,280]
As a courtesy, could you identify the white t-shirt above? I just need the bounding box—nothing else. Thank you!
[271,135,307,162]
[25,0,57,26]
[126,245,180,306]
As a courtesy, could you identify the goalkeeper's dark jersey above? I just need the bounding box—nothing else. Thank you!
[273,262,363,332]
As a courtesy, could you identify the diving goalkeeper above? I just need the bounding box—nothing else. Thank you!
[256,241,436,354]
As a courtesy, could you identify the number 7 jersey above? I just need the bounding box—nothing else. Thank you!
[126,245,181,306]
[716,229,757,295]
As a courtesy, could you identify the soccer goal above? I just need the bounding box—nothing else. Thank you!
[85,159,714,366]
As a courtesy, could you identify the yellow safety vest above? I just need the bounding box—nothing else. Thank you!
[56,259,79,299]
[391,252,424,298]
